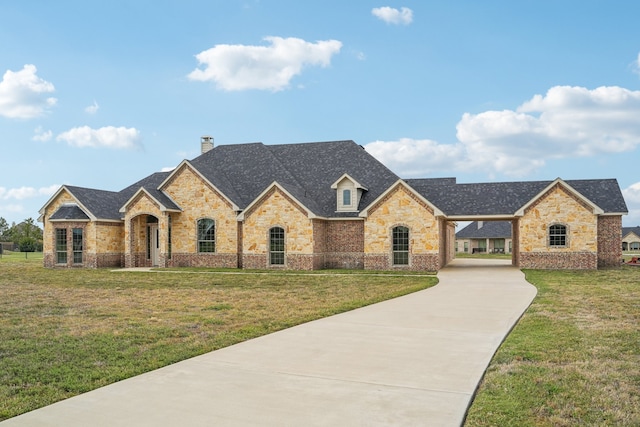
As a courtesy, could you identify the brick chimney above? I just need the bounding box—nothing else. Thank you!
[201,135,214,154]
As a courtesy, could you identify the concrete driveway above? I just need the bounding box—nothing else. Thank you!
[2,258,537,427]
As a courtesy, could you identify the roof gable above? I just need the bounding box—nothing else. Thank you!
[119,187,182,214]
[515,178,603,217]
[159,161,238,211]
[359,179,444,218]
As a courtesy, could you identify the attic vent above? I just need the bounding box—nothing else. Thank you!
[201,136,214,154]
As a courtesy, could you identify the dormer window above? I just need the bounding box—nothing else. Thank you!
[331,173,367,212]
[342,189,352,206]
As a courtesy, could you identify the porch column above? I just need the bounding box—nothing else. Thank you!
[124,217,132,268]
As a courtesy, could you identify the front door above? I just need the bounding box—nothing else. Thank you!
[149,224,159,266]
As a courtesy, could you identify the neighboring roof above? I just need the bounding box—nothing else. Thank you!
[40,140,629,222]
[456,221,512,239]
[623,226,640,238]
[49,205,90,221]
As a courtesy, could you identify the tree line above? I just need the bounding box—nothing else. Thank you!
[0,217,43,252]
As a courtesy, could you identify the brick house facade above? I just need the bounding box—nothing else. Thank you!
[40,139,628,271]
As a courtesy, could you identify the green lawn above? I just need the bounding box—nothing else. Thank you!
[0,256,436,421]
[465,267,640,426]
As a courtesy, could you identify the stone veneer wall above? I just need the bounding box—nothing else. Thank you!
[162,166,239,268]
[242,187,314,270]
[363,184,439,271]
[93,222,125,268]
[519,184,598,269]
[597,215,623,268]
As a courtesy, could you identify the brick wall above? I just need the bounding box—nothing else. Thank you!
[323,220,364,269]
[363,253,439,271]
[168,253,238,268]
[597,215,623,268]
[520,252,597,269]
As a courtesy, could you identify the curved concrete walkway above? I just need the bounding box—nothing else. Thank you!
[2,258,536,427]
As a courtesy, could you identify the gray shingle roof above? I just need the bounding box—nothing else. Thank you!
[64,172,177,221]
[64,186,123,220]
[623,226,640,237]
[190,140,400,217]
[49,204,90,221]
[50,140,628,222]
[456,221,512,239]
[407,178,628,217]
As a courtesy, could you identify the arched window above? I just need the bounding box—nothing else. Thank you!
[548,224,567,247]
[392,226,409,265]
[197,218,216,253]
[269,227,285,265]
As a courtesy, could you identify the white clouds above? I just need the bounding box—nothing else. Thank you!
[633,52,640,76]
[366,138,464,177]
[56,126,141,149]
[0,185,58,201]
[32,126,53,142]
[187,36,342,91]
[372,6,413,25]
[0,64,57,119]
[85,100,99,114]
[622,182,640,225]
[367,85,640,178]
[456,86,640,175]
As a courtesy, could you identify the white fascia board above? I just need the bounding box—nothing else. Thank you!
[514,178,604,216]
[359,179,444,218]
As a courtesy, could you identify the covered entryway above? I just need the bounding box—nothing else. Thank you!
[126,214,163,268]
[442,217,520,268]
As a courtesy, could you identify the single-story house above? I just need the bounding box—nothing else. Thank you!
[39,138,628,271]
[456,221,512,254]
[622,226,640,251]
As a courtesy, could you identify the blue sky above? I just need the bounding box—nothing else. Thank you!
[2,1,640,227]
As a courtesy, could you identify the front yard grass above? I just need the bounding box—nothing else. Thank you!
[465,267,640,426]
[0,257,436,421]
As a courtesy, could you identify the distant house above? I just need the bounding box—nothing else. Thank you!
[39,138,628,271]
[456,221,512,254]
[622,226,640,251]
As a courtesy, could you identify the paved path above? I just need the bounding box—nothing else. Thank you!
[2,258,536,427]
